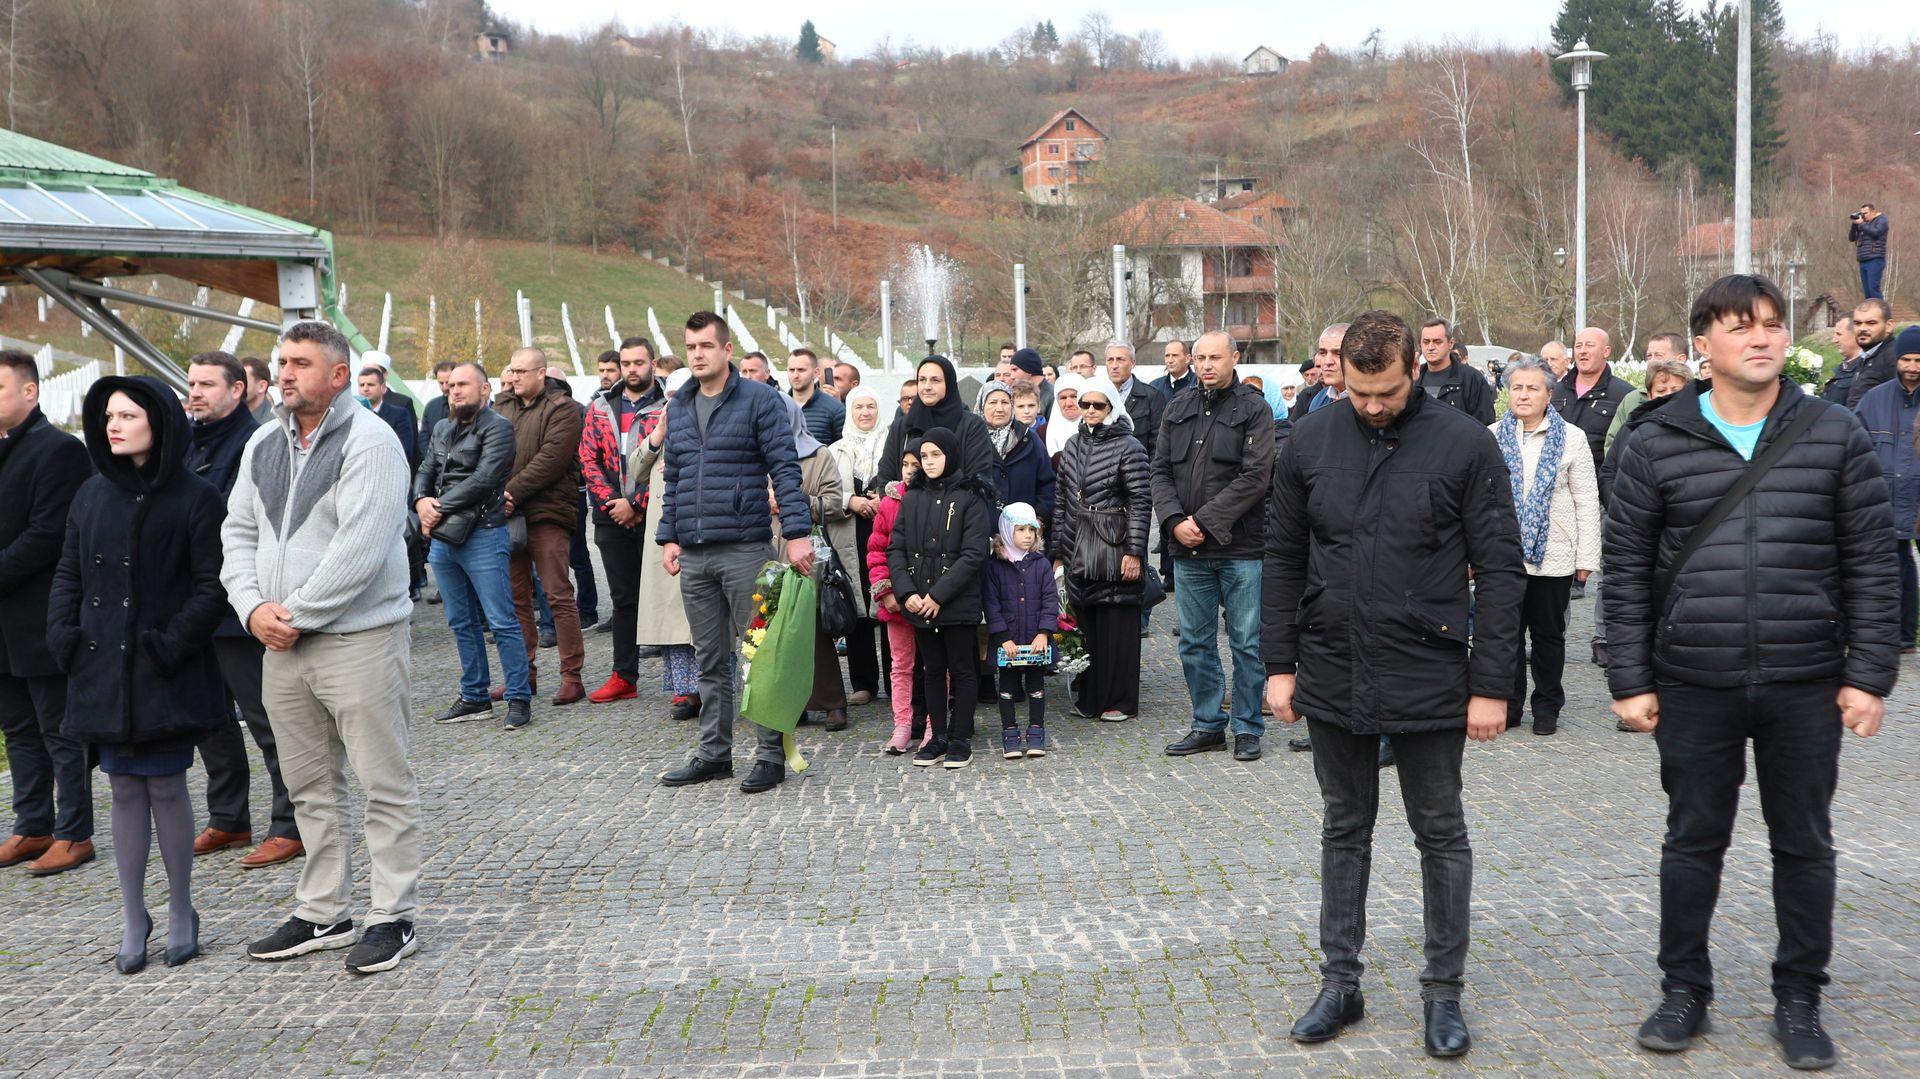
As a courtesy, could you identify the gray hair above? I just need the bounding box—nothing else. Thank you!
[1320,322,1350,340]
[280,320,351,366]
[1104,341,1134,359]
[1504,354,1554,386]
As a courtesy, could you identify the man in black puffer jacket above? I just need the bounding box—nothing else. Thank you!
[1262,311,1525,1059]
[1604,275,1897,1068]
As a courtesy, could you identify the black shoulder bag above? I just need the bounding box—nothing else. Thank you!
[1654,403,1822,609]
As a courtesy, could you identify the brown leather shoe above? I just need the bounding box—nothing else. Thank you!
[551,679,586,706]
[0,834,52,868]
[238,836,304,869]
[25,838,95,876]
[193,827,252,856]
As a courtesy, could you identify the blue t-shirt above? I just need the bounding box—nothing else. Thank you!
[1700,390,1765,461]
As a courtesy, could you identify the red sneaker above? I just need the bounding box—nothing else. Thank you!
[588,673,638,703]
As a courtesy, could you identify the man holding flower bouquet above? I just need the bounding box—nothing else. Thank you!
[656,312,814,795]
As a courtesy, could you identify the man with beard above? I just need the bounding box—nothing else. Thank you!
[414,362,529,728]
[1844,298,1899,409]
[1263,311,1523,1059]
[580,337,665,703]
[183,352,303,868]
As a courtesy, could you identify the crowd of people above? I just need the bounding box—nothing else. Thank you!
[0,271,1903,1070]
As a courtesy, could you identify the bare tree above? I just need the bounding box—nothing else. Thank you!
[672,47,696,162]
[0,0,34,130]
[282,1,327,215]
[1596,176,1659,357]
[1077,11,1113,69]
[1392,48,1494,341]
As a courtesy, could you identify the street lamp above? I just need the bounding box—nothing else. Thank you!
[1785,254,1805,343]
[1556,38,1607,335]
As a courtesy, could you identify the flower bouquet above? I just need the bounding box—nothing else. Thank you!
[737,560,815,773]
[1051,563,1090,675]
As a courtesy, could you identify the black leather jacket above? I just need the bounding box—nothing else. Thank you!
[413,407,516,535]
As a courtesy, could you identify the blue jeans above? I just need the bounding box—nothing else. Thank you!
[430,526,532,701]
[1173,558,1265,737]
[1860,257,1885,301]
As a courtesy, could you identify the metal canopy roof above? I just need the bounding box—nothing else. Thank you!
[0,127,333,305]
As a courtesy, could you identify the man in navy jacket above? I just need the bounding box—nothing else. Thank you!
[656,311,813,796]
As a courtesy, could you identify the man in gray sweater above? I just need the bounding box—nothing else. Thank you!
[221,320,422,976]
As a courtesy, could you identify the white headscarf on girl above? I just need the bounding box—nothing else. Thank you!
[997,501,1043,562]
[1045,373,1090,456]
[1074,379,1133,433]
[831,384,891,485]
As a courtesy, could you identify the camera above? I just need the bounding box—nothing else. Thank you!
[1851,211,1864,221]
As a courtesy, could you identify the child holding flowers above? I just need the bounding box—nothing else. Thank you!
[983,502,1058,759]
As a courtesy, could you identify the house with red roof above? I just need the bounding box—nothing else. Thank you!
[1101,196,1283,358]
[1019,108,1106,205]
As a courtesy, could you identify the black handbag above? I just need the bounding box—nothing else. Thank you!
[815,542,859,639]
[431,505,480,546]
[1069,499,1129,582]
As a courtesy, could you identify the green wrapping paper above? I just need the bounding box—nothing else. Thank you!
[739,565,817,773]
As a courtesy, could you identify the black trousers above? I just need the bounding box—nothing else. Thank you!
[846,618,881,695]
[997,666,1046,729]
[596,521,644,680]
[916,625,977,745]
[1653,679,1842,998]
[199,635,299,840]
[1307,718,1471,1001]
[0,673,90,840]
[570,491,599,624]
[1510,574,1572,725]
[1075,603,1142,716]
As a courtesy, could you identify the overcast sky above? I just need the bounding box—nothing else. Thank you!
[486,0,1917,60]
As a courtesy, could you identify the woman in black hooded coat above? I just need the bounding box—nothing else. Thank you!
[48,376,228,973]
[876,355,994,486]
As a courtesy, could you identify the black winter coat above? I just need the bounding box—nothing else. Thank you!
[1120,379,1166,463]
[1052,416,1152,608]
[1556,365,1637,472]
[0,409,90,678]
[413,407,516,535]
[885,471,994,628]
[1417,361,1496,425]
[184,404,259,638]
[48,377,228,748]
[1819,355,1861,405]
[1261,391,1526,733]
[1151,378,1276,561]
[1846,337,1898,410]
[988,420,1056,523]
[1601,378,1899,699]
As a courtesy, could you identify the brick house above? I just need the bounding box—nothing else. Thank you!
[1019,108,1106,205]
[1103,196,1282,359]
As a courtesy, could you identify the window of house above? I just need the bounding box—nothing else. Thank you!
[1066,118,1077,131]
[1047,144,1059,156]
[1047,166,1062,180]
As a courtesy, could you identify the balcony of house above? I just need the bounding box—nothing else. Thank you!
[1201,271,1273,295]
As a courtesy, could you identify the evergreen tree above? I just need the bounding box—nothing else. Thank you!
[1043,20,1061,53]
[796,20,823,64]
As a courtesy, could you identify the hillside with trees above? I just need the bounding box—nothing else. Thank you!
[0,0,1913,370]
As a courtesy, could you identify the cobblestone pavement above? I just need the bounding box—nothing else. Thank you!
[1,579,1916,1077]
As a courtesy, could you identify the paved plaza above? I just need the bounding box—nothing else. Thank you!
[1,587,1915,1077]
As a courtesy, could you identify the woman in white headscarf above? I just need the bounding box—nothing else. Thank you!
[828,385,893,703]
[1045,373,1092,459]
[774,395,853,730]
[1049,380,1150,721]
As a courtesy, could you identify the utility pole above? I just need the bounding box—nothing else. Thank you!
[831,125,838,232]
[1013,263,1027,349]
[1733,0,1753,273]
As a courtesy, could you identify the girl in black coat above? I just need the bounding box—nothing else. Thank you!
[48,376,228,973]
[886,427,994,769]
[1050,383,1151,720]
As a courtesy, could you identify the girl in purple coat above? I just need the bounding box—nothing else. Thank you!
[983,502,1059,759]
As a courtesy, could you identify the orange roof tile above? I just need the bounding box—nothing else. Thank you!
[1111,196,1270,248]
[1019,107,1104,149]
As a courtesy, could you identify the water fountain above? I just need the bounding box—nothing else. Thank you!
[896,243,958,360]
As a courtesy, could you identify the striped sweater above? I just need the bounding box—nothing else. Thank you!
[220,385,414,635]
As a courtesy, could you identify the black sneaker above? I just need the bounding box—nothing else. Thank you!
[344,920,418,975]
[943,740,973,769]
[1002,728,1024,759]
[1636,987,1712,1052]
[913,739,948,767]
[1772,994,1837,1070]
[433,698,492,724]
[503,699,530,730]
[248,915,356,961]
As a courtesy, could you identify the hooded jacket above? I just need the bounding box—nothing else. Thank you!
[0,406,91,679]
[494,375,585,530]
[876,356,994,486]
[48,376,227,747]
[1603,377,1899,698]
[885,427,995,627]
[1261,390,1527,733]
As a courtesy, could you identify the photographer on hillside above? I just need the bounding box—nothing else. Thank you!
[1850,204,1889,301]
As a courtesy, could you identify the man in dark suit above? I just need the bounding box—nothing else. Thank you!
[357,364,418,464]
[0,349,95,876]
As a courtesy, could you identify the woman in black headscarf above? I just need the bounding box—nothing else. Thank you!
[48,376,228,973]
[877,355,993,486]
